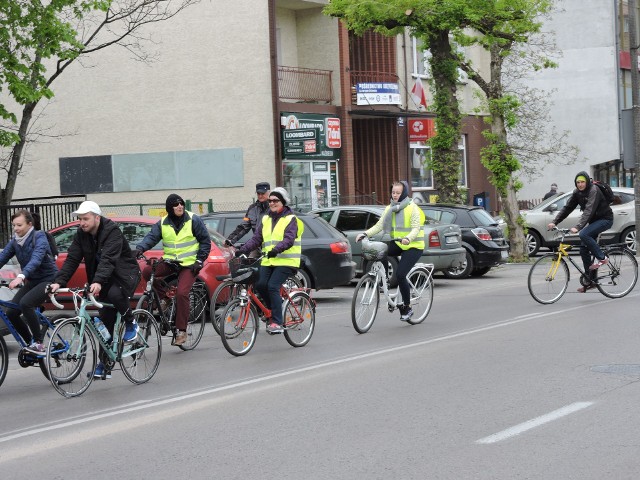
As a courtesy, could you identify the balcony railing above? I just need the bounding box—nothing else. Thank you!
[278,65,333,104]
[350,71,400,105]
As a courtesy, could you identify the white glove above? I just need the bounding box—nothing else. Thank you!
[356,233,367,242]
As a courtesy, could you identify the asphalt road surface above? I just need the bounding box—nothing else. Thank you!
[1,263,639,479]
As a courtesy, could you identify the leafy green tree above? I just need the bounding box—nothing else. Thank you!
[325,0,466,203]
[455,0,553,260]
[0,0,197,205]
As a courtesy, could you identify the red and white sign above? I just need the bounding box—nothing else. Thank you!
[304,140,317,153]
[325,117,341,148]
[409,119,436,142]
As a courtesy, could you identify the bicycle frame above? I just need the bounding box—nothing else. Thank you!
[50,288,149,363]
[367,259,434,308]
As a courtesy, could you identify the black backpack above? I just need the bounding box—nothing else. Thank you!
[593,180,614,205]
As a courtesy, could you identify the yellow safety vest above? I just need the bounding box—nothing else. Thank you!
[161,212,198,266]
[261,214,303,267]
[391,203,425,251]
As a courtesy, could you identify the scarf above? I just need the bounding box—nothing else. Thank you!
[381,197,412,236]
[15,226,35,247]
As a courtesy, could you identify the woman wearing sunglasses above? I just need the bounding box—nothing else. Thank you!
[234,187,303,334]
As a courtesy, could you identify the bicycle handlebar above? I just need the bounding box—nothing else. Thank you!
[47,287,103,309]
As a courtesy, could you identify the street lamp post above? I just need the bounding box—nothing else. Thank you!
[628,0,640,256]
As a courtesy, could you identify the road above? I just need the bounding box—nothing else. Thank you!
[0,263,639,479]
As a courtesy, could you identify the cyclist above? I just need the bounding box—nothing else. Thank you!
[234,187,303,334]
[49,201,141,379]
[225,181,270,257]
[355,180,425,321]
[547,171,613,293]
[0,210,58,354]
[136,193,211,346]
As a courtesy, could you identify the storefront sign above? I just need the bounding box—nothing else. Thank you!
[355,83,401,105]
[409,119,436,142]
[325,118,341,148]
[281,113,340,160]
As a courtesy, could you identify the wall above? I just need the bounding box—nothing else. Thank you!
[6,0,277,207]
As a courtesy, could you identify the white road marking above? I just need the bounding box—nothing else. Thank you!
[476,401,595,444]
[0,298,618,444]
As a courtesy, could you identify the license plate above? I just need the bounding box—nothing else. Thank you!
[501,250,509,259]
[445,236,457,244]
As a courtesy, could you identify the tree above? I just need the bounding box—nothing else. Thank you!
[324,0,466,203]
[455,0,554,261]
[0,0,197,205]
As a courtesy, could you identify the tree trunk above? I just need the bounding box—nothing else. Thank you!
[428,30,463,204]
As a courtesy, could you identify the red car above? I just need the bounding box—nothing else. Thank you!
[47,216,234,308]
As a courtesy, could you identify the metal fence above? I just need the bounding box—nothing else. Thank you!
[0,195,85,246]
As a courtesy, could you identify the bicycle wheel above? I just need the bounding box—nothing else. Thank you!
[0,335,7,388]
[351,274,380,334]
[527,254,570,304]
[177,281,208,351]
[220,298,258,356]
[46,317,97,398]
[210,280,240,335]
[406,267,433,324]
[38,314,67,380]
[283,291,315,347]
[596,248,638,298]
[119,309,162,385]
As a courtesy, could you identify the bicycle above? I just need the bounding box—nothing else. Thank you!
[0,281,69,388]
[210,263,302,336]
[351,238,434,334]
[136,254,208,350]
[527,227,638,304]
[219,255,316,356]
[46,285,162,397]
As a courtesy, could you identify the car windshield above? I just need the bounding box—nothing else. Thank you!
[469,208,499,227]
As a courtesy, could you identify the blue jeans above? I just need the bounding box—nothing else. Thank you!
[256,266,295,326]
[579,218,613,278]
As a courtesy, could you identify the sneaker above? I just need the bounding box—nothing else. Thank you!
[589,257,609,270]
[577,283,596,293]
[399,305,413,322]
[173,330,187,346]
[266,322,284,334]
[25,342,45,354]
[123,320,139,342]
[89,362,112,379]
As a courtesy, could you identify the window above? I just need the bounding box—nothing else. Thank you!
[336,210,378,231]
[412,37,430,77]
[410,135,467,190]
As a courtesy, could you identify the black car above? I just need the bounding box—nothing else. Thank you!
[420,204,510,279]
[200,211,355,290]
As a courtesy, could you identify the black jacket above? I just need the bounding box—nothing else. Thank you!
[226,200,270,245]
[55,217,141,295]
[553,171,613,230]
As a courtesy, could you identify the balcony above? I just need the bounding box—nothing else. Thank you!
[278,65,333,104]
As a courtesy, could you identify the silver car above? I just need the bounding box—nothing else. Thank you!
[521,187,636,255]
[311,205,465,284]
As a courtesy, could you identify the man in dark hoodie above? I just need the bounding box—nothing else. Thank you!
[50,201,141,379]
[136,194,211,346]
[548,171,614,292]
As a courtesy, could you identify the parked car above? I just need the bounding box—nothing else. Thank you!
[310,205,465,284]
[47,216,234,309]
[521,187,635,256]
[419,204,510,279]
[200,211,355,290]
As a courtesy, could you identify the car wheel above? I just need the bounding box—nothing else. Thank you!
[621,227,636,254]
[471,267,491,277]
[363,257,398,287]
[443,250,474,279]
[526,231,541,256]
[295,268,312,290]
